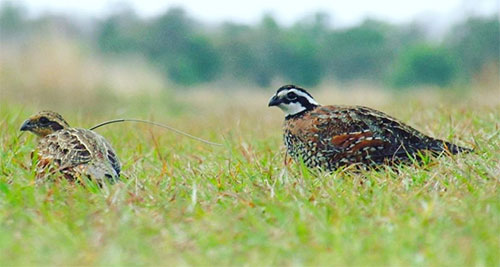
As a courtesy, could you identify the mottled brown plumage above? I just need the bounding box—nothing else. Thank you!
[269,85,471,171]
[20,111,120,183]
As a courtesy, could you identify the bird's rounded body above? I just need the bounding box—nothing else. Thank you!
[269,85,471,171]
[36,128,120,182]
[21,111,120,183]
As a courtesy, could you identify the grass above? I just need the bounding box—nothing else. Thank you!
[0,86,499,266]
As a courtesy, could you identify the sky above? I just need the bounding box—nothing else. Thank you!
[9,0,499,27]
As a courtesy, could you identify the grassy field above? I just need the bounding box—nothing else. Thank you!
[0,85,499,266]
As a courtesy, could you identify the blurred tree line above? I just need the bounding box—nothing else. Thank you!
[1,1,498,89]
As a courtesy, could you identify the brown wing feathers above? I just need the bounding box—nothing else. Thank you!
[283,105,471,170]
[36,128,120,182]
[271,85,471,171]
[21,111,120,183]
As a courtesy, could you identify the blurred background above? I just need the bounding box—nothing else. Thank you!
[0,0,498,114]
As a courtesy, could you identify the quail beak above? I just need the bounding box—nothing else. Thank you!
[268,95,281,107]
[20,120,33,132]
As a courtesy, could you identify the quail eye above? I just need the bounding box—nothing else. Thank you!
[39,117,49,124]
[287,92,298,100]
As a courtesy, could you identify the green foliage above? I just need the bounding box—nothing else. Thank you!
[1,3,498,88]
[249,15,285,87]
[391,44,458,88]
[218,23,260,83]
[97,7,221,85]
[322,20,394,82]
[97,8,145,53]
[0,1,27,37]
[446,16,500,78]
[161,34,221,85]
[280,35,322,87]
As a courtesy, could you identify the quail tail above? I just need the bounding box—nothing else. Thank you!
[427,138,473,154]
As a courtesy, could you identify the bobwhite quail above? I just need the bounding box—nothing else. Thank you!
[20,111,120,183]
[268,85,471,171]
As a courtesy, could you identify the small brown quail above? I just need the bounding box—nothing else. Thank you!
[20,111,120,183]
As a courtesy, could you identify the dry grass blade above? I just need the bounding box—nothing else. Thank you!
[89,118,223,146]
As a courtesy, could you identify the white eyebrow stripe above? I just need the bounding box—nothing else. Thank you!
[277,90,288,97]
[288,89,319,105]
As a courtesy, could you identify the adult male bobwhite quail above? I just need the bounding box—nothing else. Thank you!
[268,85,471,171]
[20,111,120,183]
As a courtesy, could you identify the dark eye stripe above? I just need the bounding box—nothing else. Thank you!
[49,122,64,131]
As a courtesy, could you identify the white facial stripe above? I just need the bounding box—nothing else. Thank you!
[278,102,306,115]
[277,90,288,98]
[289,89,319,105]
[272,87,320,116]
[277,88,319,105]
